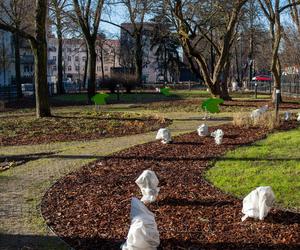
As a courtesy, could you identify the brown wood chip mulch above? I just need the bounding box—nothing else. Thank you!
[41,122,300,250]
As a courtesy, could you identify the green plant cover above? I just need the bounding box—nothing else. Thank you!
[201,98,224,113]
[160,87,171,96]
[91,93,110,105]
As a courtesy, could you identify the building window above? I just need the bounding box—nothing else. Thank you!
[104,66,109,71]
[68,56,71,61]
[53,56,56,61]
[75,56,79,62]
[24,66,29,73]
[68,65,72,71]
[97,66,101,72]
[82,57,86,61]
[53,66,57,71]
[75,65,80,71]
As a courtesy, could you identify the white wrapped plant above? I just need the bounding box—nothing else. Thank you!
[284,111,291,121]
[135,170,160,203]
[155,128,172,144]
[242,186,275,222]
[122,198,160,250]
[197,124,209,137]
[250,105,269,120]
[211,129,224,145]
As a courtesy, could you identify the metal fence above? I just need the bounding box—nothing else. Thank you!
[246,76,300,97]
[281,75,300,97]
[0,85,18,101]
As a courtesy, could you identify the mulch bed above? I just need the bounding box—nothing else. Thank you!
[0,116,171,147]
[41,122,300,250]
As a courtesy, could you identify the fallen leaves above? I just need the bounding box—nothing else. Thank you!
[41,122,300,249]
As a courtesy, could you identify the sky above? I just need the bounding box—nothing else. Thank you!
[100,5,128,38]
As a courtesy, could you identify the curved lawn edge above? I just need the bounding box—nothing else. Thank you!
[41,121,300,249]
[205,126,300,212]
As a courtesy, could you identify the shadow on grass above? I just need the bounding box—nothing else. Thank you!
[173,116,233,122]
[1,153,300,163]
[51,115,163,122]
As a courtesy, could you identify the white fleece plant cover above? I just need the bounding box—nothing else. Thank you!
[211,129,224,145]
[155,128,172,144]
[122,198,160,250]
[242,186,275,222]
[135,170,160,203]
[284,111,291,121]
[250,105,269,120]
[197,124,209,136]
[297,113,300,122]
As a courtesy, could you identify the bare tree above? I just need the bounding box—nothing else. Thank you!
[0,0,51,117]
[171,0,247,100]
[258,0,300,102]
[120,0,153,85]
[72,0,105,103]
[49,0,70,95]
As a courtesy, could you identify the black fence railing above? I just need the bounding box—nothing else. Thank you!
[0,85,18,101]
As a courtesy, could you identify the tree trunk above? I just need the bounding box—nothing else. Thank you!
[220,59,232,100]
[100,47,105,82]
[134,32,143,85]
[87,42,97,103]
[57,31,64,94]
[208,82,221,97]
[83,48,88,89]
[31,41,51,118]
[14,32,22,98]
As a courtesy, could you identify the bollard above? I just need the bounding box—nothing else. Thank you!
[255,82,258,99]
[275,89,280,120]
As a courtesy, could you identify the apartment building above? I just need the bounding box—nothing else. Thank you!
[48,36,120,83]
[0,31,14,86]
[119,22,182,83]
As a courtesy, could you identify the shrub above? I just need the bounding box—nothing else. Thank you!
[232,112,252,128]
[233,111,281,130]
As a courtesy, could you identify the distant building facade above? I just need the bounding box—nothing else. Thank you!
[0,32,120,87]
[120,22,181,84]
[48,36,120,83]
[0,30,14,86]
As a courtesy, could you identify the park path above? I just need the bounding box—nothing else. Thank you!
[0,111,230,250]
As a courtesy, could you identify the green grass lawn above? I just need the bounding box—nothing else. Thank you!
[205,127,300,211]
[51,90,272,105]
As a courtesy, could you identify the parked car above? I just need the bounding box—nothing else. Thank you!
[21,83,34,96]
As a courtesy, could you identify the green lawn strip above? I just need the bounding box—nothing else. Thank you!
[206,127,300,210]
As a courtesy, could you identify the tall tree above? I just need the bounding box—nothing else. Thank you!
[171,0,247,100]
[258,0,300,102]
[121,0,153,85]
[0,0,51,117]
[49,0,69,95]
[72,0,105,103]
